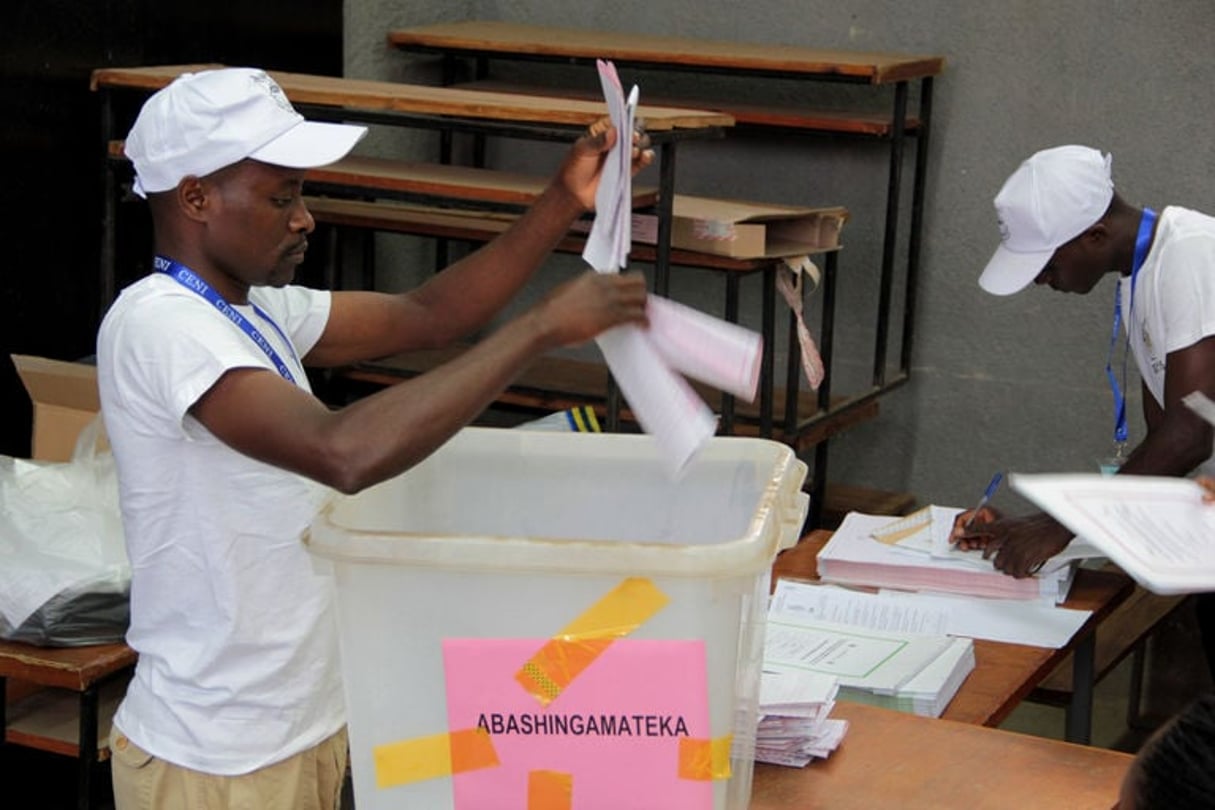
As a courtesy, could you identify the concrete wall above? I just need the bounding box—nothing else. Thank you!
[344,1,1215,515]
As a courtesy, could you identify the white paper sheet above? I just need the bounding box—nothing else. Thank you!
[772,573,1092,648]
[594,325,718,474]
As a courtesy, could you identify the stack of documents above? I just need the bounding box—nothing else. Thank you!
[764,579,976,719]
[754,669,848,767]
[836,635,974,718]
[817,508,1080,603]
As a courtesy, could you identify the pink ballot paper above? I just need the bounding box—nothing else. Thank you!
[646,296,761,402]
[583,60,763,473]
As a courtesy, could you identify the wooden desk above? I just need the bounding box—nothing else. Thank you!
[0,639,137,810]
[774,531,1135,742]
[750,702,1130,809]
[388,21,946,528]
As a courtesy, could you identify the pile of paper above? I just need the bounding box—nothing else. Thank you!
[817,508,1084,603]
[837,636,974,718]
[764,580,977,719]
[754,668,848,767]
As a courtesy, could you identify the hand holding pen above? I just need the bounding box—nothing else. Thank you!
[952,471,1003,545]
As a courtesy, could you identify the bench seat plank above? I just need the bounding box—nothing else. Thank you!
[337,348,878,449]
[388,20,945,84]
[90,64,735,131]
[452,79,919,137]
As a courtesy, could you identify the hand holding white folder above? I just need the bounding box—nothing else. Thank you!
[583,60,763,473]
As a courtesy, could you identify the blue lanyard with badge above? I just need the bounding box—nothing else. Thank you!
[154,255,300,384]
[1104,207,1157,468]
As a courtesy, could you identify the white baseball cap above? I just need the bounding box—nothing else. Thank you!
[124,67,367,198]
[979,145,1114,295]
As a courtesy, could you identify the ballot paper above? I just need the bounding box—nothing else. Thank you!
[582,60,763,473]
[755,669,847,766]
[1011,472,1215,595]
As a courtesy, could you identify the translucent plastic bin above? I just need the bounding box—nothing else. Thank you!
[306,427,807,810]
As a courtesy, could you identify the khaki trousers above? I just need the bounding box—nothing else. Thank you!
[109,725,349,810]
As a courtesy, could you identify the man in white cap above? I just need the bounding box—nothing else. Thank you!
[953,144,1215,674]
[98,67,651,809]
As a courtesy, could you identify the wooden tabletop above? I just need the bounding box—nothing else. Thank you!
[388,20,946,84]
[774,530,1135,727]
[0,638,135,692]
[89,64,735,132]
[750,702,1130,809]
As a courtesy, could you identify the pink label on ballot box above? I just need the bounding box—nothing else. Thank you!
[442,638,712,810]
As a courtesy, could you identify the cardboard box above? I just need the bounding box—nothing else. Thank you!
[574,194,848,260]
[665,195,847,259]
[5,355,103,705]
[11,354,100,463]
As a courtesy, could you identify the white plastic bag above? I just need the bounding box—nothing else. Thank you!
[0,415,129,646]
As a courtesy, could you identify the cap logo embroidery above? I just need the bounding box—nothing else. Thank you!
[996,216,1011,244]
[249,71,295,114]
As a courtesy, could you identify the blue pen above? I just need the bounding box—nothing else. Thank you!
[962,472,1004,534]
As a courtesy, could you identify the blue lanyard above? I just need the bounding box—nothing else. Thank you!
[154,256,299,384]
[1105,207,1157,449]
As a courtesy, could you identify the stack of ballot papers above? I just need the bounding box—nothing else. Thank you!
[754,669,848,767]
[764,580,976,719]
[817,507,1092,603]
[582,59,764,474]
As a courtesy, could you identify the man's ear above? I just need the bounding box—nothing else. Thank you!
[176,176,210,223]
[1081,221,1109,248]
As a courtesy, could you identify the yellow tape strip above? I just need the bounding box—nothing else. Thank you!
[571,406,600,433]
[677,735,734,781]
[373,727,499,789]
[527,769,573,810]
[515,577,669,705]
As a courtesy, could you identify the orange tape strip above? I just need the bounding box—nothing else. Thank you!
[527,769,573,810]
[677,735,733,781]
[515,577,669,706]
[373,726,499,789]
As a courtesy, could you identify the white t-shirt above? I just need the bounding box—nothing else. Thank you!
[97,272,345,775]
[1121,205,1215,476]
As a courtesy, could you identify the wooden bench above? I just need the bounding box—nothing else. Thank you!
[387,21,946,530]
[1027,575,1188,732]
[445,78,922,137]
[0,639,136,810]
[106,140,659,211]
[336,344,879,452]
[304,196,870,451]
